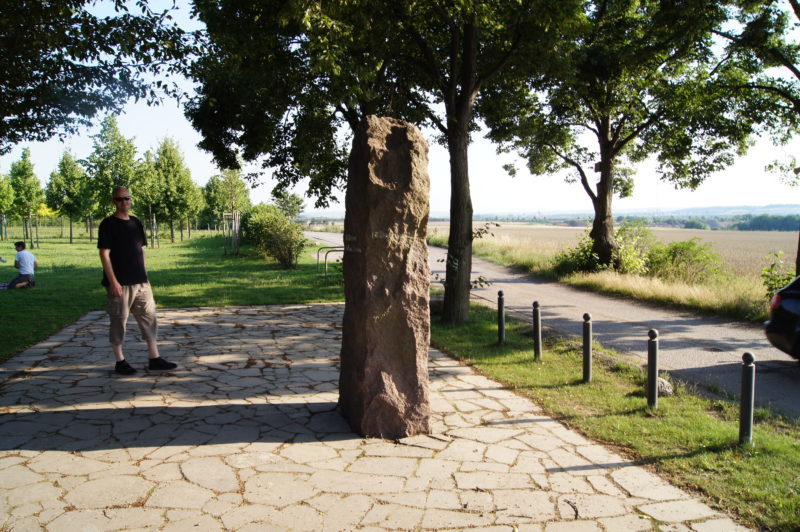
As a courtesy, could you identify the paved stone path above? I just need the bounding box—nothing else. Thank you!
[0,304,748,531]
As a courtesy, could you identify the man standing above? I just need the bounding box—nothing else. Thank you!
[98,185,176,375]
[8,241,37,289]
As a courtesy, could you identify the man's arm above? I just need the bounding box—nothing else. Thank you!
[99,248,123,297]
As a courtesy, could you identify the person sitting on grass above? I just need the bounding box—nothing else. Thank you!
[7,241,37,289]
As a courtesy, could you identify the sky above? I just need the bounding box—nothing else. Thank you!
[1,95,797,218]
[1,1,798,218]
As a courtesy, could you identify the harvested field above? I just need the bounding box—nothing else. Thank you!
[428,221,798,279]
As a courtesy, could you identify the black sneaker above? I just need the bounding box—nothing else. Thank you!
[149,357,177,370]
[115,360,137,375]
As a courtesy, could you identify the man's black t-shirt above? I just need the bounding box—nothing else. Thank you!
[97,215,148,287]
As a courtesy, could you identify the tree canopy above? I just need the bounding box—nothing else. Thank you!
[154,137,195,241]
[9,148,43,219]
[188,0,582,323]
[83,115,138,219]
[0,0,190,154]
[45,151,89,243]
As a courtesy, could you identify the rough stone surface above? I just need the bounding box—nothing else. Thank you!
[659,377,675,396]
[339,114,431,439]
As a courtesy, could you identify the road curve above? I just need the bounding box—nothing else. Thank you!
[305,231,800,418]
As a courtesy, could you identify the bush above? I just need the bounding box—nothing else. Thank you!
[614,219,655,275]
[552,220,653,276]
[244,204,306,268]
[761,251,796,299]
[552,230,601,275]
[646,238,724,283]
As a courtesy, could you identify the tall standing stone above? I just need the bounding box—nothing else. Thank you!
[339,115,431,439]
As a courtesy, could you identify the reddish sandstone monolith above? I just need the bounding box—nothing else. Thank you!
[339,115,431,439]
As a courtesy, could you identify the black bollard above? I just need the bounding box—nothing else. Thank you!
[498,290,505,346]
[532,301,542,362]
[739,352,756,446]
[583,313,592,383]
[647,329,659,409]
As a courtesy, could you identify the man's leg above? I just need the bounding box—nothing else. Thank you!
[130,283,176,370]
[7,274,30,289]
[108,286,135,374]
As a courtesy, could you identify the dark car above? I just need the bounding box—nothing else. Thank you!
[765,275,800,360]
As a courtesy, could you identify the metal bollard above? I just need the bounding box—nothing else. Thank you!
[647,329,659,409]
[497,291,505,346]
[583,313,592,383]
[532,301,542,362]
[739,352,756,446]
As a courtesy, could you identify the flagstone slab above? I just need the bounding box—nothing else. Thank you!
[146,480,215,509]
[181,457,239,492]
[638,499,719,522]
[244,472,318,506]
[64,475,153,509]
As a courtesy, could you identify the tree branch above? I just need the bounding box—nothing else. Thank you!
[788,0,800,23]
[613,111,663,155]
[551,146,596,202]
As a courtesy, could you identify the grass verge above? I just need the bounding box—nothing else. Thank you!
[430,304,800,530]
[0,236,344,363]
[427,232,769,322]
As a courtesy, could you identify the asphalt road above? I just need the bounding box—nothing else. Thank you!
[306,231,800,419]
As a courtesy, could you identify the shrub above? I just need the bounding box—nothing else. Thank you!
[245,204,306,268]
[646,238,724,283]
[761,251,796,299]
[552,230,600,275]
[614,219,655,275]
[552,220,653,276]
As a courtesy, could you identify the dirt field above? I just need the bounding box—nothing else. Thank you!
[428,221,798,279]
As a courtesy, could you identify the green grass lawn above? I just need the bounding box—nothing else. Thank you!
[431,305,800,531]
[0,236,344,362]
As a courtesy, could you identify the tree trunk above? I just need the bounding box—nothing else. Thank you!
[150,210,156,249]
[69,216,73,244]
[589,120,619,268]
[27,211,34,249]
[441,126,474,325]
[89,215,94,241]
[170,220,175,243]
[795,227,799,277]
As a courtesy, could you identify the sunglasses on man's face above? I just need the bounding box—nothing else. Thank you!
[113,196,131,202]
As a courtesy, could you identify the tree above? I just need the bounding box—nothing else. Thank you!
[188,0,581,323]
[131,150,163,247]
[154,137,194,242]
[184,182,205,238]
[0,0,189,154]
[272,190,305,220]
[84,115,138,223]
[45,150,86,243]
[9,148,43,245]
[203,169,251,221]
[0,175,13,240]
[482,0,760,268]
